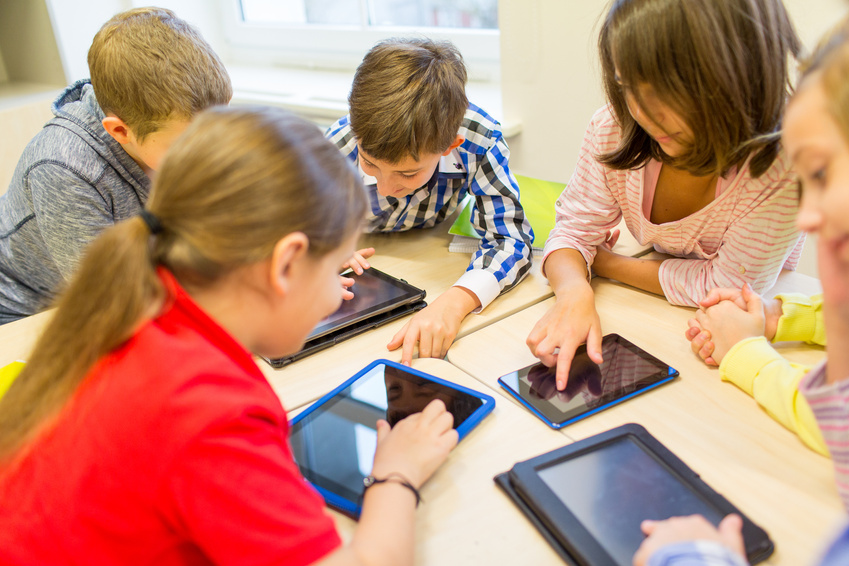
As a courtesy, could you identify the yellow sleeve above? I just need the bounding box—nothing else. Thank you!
[720,336,828,456]
[773,293,825,346]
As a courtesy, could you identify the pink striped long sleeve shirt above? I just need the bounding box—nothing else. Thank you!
[543,106,804,307]
[800,363,849,511]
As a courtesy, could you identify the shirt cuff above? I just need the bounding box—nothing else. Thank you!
[454,269,500,313]
[719,336,776,396]
[774,293,818,343]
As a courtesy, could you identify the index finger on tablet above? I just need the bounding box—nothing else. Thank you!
[555,347,575,391]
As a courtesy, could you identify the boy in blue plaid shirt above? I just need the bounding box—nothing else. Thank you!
[327,38,533,364]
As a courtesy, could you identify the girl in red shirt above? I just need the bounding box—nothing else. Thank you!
[0,106,458,565]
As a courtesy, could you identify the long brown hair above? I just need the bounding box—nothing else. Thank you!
[0,106,366,463]
[598,0,800,177]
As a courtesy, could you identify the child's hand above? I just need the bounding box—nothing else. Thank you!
[340,274,355,301]
[387,287,478,365]
[633,514,746,566]
[693,283,766,364]
[371,399,458,489]
[684,318,718,366]
[342,247,375,275]
[697,286,782,340]
[526,284,604,392]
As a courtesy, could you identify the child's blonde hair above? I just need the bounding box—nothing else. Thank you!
[797,16,849,142]
[0,106,366,463]
[88,7,233,140]
[598,0,800,178]
[348,37,468,163]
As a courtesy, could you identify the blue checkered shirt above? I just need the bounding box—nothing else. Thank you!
[326,103,533,310]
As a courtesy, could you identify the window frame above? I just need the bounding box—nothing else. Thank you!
[218,0,501,79]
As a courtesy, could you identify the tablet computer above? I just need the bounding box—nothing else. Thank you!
[263,268,427,368]
[289,359,496,518]
[500,423,774,566]
[497,334,678,429]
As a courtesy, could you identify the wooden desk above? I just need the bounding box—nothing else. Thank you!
[261,220,555,411]
[323,358,575,565]
[447,272,844,565]
[0,309,50,367]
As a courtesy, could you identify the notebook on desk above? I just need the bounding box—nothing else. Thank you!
[261,268,426,368]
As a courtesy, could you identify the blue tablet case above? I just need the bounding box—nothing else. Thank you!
[289,359,496,517]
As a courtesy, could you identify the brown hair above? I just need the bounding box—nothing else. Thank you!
[348,37,468,163]
[88,7,233,140]
[0,106,366,463]
[598,0,800,177]
[796,17,849,143]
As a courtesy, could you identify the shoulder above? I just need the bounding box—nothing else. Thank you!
[585,105,623,152]
[457,103,504,156]
[745,148,795,186]
[733,149,797,201]
[325,115,357,156]
[107,318,286,446]
[19,127,110,188]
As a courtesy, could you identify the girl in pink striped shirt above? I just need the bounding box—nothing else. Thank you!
[527,0,805,388]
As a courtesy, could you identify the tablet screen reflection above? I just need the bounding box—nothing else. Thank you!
[289,363,483,505]
[537,436,724,566]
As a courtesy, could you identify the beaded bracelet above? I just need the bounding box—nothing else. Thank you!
[362,472,422,507]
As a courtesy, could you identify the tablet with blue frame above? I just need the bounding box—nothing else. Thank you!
[288,359,496,518]
[497,334,678,429]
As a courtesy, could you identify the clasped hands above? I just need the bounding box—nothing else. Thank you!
[685,283,782,366]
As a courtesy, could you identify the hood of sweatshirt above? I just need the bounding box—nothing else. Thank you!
[49,79,150,200]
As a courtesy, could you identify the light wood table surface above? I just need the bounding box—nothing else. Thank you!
[447,271,845,565]
[319,358,576,566]
[257,220,557,410]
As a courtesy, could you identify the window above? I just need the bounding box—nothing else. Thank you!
[219,0,500,79]
[239,0,497,29]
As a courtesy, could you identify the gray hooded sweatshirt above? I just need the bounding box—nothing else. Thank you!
[0,79,150,324]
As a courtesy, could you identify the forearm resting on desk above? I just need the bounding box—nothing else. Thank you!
[591,247,664,296]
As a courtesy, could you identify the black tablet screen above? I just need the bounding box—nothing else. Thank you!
[289,363,484,504]
[308,269,423,340]
[537,436,724,566]
[500,335,675,425]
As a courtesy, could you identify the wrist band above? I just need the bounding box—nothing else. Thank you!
[362,473,422,507]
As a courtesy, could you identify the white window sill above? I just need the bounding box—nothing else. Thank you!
[228,65,521,136]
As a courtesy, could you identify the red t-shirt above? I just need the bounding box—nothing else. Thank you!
[0,270,341,565]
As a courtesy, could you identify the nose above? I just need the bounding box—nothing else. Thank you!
[796,190,824,233]
[375,179,395,197]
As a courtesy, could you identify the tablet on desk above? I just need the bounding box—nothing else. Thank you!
[262,268,426,368]
[498,334,678,429]
[289,359,495,518]
[496,423,774,566]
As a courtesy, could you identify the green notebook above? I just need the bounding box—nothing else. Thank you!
[449,174,564,247]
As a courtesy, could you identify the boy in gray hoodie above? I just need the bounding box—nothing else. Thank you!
[0,7,232,324]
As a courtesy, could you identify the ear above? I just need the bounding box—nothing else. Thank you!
[268,232,310,297]
[102,115,134,145]
[441,135,465,156]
